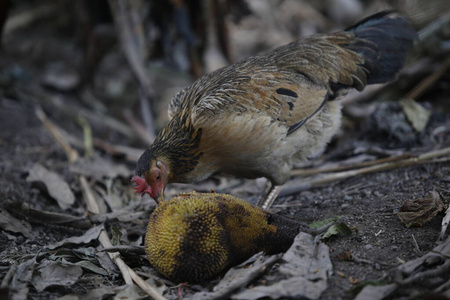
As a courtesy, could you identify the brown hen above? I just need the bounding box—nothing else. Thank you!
[133,11,417,209]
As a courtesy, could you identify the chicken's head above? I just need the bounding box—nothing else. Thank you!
[132,160,169,203]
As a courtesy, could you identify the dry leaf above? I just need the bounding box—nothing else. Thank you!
[0,208,32,237]
[188,253,281,300]
[11,256,37,300]
[397,191,445,228]
[115,277,166,300]
[440,204,450,241]
[12,257,37,289]
[26,163,75,210]
[232,232,332,300]
[69,156,131,180]
[355,283,398,300]
[46,225,103,250]
[400,99,431,132]
[53,287,122,300]
[32,261,83,292]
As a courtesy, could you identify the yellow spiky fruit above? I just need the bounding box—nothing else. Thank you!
[145,192,300,283]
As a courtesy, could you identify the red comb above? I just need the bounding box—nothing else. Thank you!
[131,176,152,196]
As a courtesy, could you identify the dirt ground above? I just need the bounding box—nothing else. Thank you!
[1,1,450,300]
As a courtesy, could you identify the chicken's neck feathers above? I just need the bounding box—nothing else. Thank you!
[151,110,203,182]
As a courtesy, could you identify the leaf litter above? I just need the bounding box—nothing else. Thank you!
[26,163,75,210]
[233,232,333,300]
[0,207,32,237]
[397,190,446,228]
[1,1,450,300]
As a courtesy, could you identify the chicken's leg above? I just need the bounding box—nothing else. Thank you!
[256,182,283,210]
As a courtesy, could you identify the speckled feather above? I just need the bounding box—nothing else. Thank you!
[139,11,416,187]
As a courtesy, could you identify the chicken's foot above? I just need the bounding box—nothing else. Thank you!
[257,182,283,210]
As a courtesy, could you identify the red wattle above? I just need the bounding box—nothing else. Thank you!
[131,176,152,196]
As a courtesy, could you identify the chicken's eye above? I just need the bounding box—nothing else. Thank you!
[156,175,160,180]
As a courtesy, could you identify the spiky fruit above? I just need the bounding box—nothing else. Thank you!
[145,192,301,283]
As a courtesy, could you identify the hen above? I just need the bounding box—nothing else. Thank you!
[132,11,416,209]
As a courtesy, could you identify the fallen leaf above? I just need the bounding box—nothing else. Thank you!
[26,163,75,210]
[309,217,340,229]
[115,276,166,300]
[32,261,83,292]
[83,286,125,300]
[46,225,103,250]
[397,191,445,228]
[322,223,352,240]
[45,246,108,276]
[11,256,37,300]
[5,200,92,229]
[12,257,37,289]
[52,287,123,300]
[188,253,281,300]
[69,155,131,180]
[59,247,109,276]
[309,217,351,240]
[232,232,332,300]
[397,236,450,281]
[72,260,108,276]
[354,283,398,300]
[0,208,32,237]
[439,202,450,241]
[355,237,450,299]
[400,99,431,132]
[95,246,118,275]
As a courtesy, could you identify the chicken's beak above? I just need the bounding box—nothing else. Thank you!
[153,187,165,204]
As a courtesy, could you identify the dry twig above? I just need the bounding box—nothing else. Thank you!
[411,234,421,254]
[35,106,79,162]
[291,153,412,177]
[404,57,450,100]
[283,147,450,197]
[80,176,167,300]
[397,259,450,286]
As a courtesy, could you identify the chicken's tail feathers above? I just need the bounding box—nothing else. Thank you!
[345,10,417,85]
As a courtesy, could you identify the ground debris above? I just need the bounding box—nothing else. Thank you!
[26,163,75,210]
[187,253,281,300]
[0,207,32,237]
[397,190,446,228]
[46,225,103,250]
[355,236,450,299]
[1,1,449,299]
[31,260,83,292]
[69,155,131,180]
[10,256,37,300]
[400,98,432,133]
[232,232,331,300]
